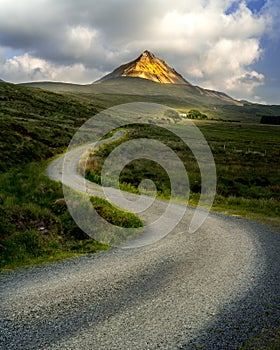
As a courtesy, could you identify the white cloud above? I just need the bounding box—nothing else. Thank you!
[198,38,264,92]
[1,53,101,83]
[0,0,276,101]
[146,1,268,99]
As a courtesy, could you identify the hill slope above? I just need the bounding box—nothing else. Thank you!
[24,77,280,122]
[23,50,242,109]
[0,82,100,172]
[22,50,280,121]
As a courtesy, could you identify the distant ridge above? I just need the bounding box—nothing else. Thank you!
[96,50,191,85]
[23,50,280,119]
[94,51,240,104]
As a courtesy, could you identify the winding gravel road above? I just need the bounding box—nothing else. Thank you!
[0,135,279,349]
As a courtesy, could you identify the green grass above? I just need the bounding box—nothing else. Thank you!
[90,196,142,228]
[0,81,279,268]
[0,82,145,270]
[0,161,104,271]
[0,161,142,271]
[84,121,280,226]
[0,82,102,172]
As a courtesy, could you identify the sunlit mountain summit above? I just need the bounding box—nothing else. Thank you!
[97,50,191,85]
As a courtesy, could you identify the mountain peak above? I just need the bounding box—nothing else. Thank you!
[140,50,155,59]
[96,51,191,85]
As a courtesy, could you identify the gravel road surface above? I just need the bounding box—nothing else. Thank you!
[0,135,279,349]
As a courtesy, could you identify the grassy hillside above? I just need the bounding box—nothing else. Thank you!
[0,82,142,270]
[0,161,144,270]
[0,80,279,271]
[85,121,280,225]
[0,82,104,172]
[24,77,280,122]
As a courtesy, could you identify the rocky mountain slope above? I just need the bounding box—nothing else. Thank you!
[96,50,190,85]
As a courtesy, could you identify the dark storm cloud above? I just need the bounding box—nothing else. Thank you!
[0,0,168,70]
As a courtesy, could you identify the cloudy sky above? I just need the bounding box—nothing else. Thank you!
[0,0,279,104]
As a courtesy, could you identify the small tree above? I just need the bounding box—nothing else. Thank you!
[187,109,208,119]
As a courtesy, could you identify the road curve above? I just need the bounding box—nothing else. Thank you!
[0,136,279,349]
